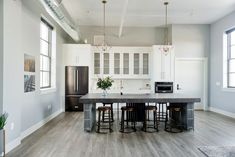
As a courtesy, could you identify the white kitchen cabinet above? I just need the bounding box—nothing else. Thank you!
[151,45,175,83]
[63,44,92,67]
[92,46,152,79]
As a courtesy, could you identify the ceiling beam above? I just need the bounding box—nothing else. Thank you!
[118,0,129,38]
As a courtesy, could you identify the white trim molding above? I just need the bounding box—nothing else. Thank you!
[209,107,235,119]
[21,109,62,139]
[6,137,21,154]
[6,109,62,154]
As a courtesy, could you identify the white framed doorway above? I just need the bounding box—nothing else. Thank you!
[175,58,208,110]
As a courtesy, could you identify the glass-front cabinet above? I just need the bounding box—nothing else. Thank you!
[92,47,151,79]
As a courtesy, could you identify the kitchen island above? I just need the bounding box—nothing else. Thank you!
[79,93,201,132]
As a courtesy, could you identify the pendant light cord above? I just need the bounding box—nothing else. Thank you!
[164,2,168,45]
[103,0,106,45]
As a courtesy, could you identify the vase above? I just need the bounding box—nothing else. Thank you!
[0,129,5,157]
[102,89,108,96]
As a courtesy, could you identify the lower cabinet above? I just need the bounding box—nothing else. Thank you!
[65,96,83,111]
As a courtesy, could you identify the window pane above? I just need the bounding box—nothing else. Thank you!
[40,23,48,41]
[229,60,235,73]
[228,73,235,87]
[231,46,235,59]
[40,72,43,87]
[42,72,50,87]
[231,31,235,45]
[40,40,49,56]
[41,56,50,71]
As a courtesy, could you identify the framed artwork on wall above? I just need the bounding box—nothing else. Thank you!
[24,54,35,72]
[24,75,35,93]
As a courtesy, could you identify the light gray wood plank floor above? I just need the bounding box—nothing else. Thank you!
[7,111,235,157]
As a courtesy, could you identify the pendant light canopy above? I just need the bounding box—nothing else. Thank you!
[159,1,173,55]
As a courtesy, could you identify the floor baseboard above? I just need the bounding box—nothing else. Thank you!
[209,107,235,119]
[6,109,63,154]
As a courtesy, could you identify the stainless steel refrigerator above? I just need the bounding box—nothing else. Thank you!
[65,66,88,111]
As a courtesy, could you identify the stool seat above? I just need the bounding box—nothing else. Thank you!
[145,106,157,111]
[98,106,111,111]
[121,106,135,111]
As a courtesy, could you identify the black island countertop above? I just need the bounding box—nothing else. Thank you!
[79,93,201,104]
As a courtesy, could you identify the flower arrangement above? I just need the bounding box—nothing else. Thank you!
[97,77,114,95]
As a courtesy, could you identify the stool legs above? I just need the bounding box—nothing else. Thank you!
[97,108,113,133]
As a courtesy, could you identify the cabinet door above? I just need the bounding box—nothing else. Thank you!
[134,53,140,74]
[143,53,149,75]
[123,53,129,74]
[114,53,120,74]
[103,53,110,74]
[94,53,100,74]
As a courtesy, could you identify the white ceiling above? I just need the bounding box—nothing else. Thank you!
[62,0,235,27]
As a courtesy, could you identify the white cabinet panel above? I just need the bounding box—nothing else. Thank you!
[151,45,175,88]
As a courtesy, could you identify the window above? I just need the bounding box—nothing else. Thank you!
[226,28,235,88]
[40,18,55,89]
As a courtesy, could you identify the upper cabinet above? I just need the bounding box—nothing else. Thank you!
[63,44,92,67]
[151,45,175,83]
[92,46,152,79]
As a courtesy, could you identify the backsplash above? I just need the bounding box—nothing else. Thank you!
[90,79,151,94]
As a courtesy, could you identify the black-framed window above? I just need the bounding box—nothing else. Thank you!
[226,28,235,88]
[40,18,53,89]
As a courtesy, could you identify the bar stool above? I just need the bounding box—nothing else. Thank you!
[120,106,136,133]
[165,105,183,133]
[96,106,113,133]
[143,106,159,133]
[102,103,114,122]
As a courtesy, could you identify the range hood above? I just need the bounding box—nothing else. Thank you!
[39,0,80,42]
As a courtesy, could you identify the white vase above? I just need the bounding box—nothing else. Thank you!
[0,129,5,157]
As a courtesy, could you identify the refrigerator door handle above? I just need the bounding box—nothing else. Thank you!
[73,70,76,92]
[77,70,79,92]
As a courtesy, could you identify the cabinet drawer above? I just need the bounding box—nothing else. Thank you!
[65,96,83,112]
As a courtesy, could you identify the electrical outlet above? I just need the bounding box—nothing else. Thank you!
[11,123,14,130]
[48,104,52,110]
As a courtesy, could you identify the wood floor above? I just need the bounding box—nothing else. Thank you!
[7,111,235,157]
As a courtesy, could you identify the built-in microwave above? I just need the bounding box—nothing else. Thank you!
[155,82,173,93]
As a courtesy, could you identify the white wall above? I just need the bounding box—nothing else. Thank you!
[209,11,235,113]
[3,0,23,145]
[77,26,166,46]
[172,24,210,58]
[0,0,3,114]
[2,0,69,152]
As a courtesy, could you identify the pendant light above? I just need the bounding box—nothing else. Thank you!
[159,2,173,55]
[98,0,111,53]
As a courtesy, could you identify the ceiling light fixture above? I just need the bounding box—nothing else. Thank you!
[98,0,111,53]
[159,1,173,56]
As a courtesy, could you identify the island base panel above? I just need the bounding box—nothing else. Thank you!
[84,103,96,132]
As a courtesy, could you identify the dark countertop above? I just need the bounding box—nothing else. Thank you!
[79,93,201,104]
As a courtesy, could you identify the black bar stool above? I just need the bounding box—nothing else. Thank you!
[143,105,159,133]
[165,104,183,133]
[97,106,113,133]
[102,103,114,122]
[120,106,136,133]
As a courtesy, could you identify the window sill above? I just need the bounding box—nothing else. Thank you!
[222,88,235,92]
[40,88,57,95]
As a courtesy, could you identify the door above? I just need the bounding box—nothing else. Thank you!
[175,59,206,110]
[65,66,78,95]
[77,67,89,95]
